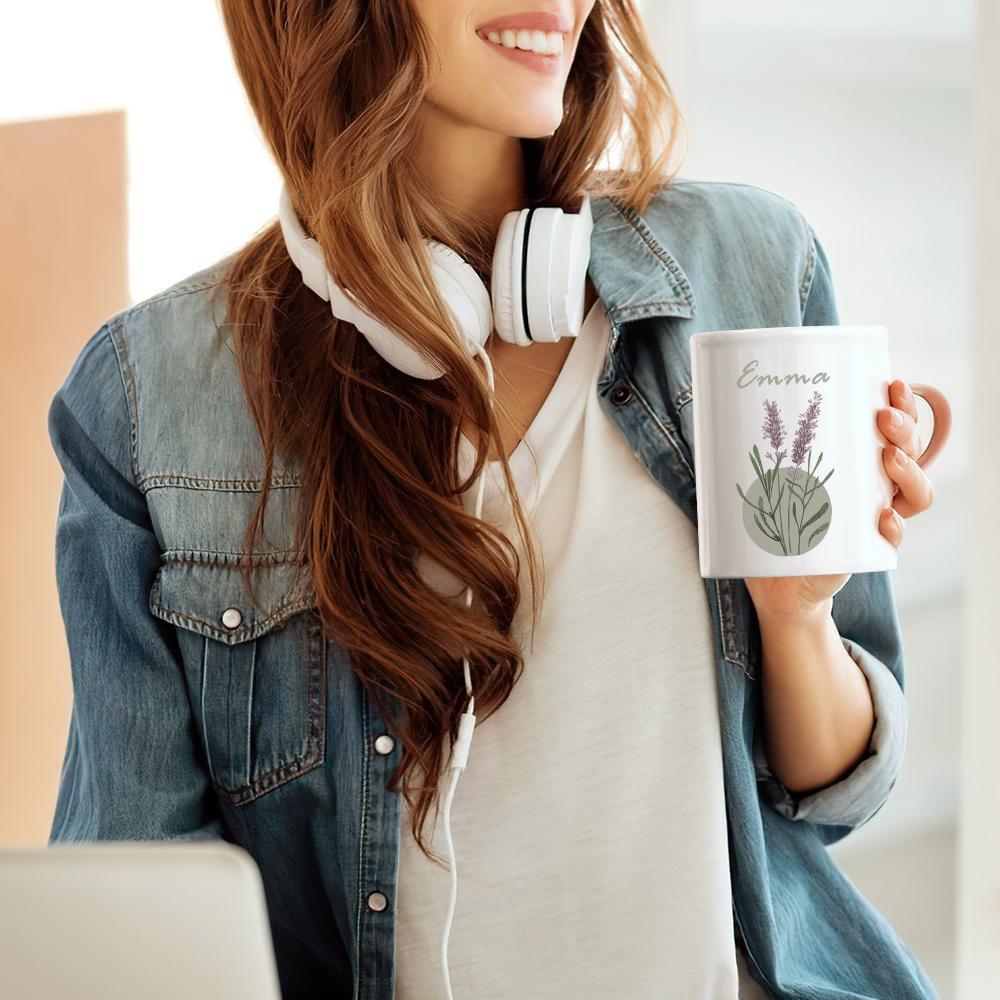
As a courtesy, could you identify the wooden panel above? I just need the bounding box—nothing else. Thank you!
[0,110,129,844]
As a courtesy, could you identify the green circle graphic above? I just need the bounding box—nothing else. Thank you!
[740,467,832,557]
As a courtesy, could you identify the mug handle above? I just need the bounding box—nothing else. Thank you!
[907,382,953,470]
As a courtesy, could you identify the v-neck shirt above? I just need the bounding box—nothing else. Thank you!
[400,297,771,1000]
[455,296,609,524]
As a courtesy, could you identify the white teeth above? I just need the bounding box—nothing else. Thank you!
[482,28,564,55]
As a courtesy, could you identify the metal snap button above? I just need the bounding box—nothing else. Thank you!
[374,735,395,756]
[610,383,632,406]
[221,607,243,630]
[367,891,388,912]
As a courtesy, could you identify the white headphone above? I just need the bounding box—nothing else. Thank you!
[278,180,595,1000]
[277,181,594,378]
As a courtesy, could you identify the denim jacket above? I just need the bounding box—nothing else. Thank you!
[47,178,936,999]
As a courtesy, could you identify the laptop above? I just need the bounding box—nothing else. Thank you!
[0,841,282,1000]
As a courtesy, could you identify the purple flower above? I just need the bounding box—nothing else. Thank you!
[761,399,786,451]
[790,391,823,472]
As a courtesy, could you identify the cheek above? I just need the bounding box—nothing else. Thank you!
[423,37,486,109]
[428,41,569,137]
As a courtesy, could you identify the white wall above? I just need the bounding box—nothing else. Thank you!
[956,2,1000,993]
[696,0,974,38]
[0,2,280,304]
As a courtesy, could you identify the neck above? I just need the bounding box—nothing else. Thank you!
[412,105,528,233]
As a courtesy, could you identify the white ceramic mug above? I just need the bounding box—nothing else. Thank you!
[689,325,952,579]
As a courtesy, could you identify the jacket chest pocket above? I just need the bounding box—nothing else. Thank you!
[149,559,327,806]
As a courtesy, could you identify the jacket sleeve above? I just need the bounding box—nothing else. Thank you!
[752,221,909,837]
[47,319,226,843]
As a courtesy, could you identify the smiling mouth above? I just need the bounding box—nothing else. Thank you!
[475,27,566,58]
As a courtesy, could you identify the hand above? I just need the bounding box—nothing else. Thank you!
[744,378,937,621]
[875,377,936,544]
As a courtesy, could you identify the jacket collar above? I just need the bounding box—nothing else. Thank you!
[587,193,696,327]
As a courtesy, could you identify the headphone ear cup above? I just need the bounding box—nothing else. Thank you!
[491,209,529,347]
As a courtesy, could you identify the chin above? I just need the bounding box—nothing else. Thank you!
[482,108,564,140]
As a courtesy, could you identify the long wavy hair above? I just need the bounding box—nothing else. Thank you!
[215,0,686,864]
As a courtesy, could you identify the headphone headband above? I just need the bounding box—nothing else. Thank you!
[277,185,330,302]
[278,182,594,378]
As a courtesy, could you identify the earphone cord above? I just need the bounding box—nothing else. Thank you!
[439,340,494,1000]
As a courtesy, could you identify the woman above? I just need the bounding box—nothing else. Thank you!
[47,1,941,998]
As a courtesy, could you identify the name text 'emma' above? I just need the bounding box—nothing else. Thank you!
[736,359,832,389]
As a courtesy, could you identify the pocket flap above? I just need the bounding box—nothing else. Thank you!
[149,558,317,645]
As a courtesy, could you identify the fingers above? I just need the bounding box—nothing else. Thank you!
[878,505,905,547]
[891,378,920,423]
[882,443,935,518]
[876,378,935,537]
[877,379,923,460]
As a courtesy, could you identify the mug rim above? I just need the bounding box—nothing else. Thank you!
[690,324,887,347]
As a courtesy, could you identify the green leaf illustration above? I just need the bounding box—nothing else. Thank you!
[799,501,829,531]
[754,512,780,542]
[807,523,829,546]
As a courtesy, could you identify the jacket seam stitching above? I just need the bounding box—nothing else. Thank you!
[621,369,696,482]
[115,275,224,322]
[139,473,302,493]
[612,372,751,678]
[216,624,326,807]
[798,214,818,317]
[99,274,229,489]
[104,316,142,486]
[215,750,325,805]
[607,196,696,309]
[714,579,754,678]
[160,547,301,562]
[149,595,312,639]
[355,684,371,1000]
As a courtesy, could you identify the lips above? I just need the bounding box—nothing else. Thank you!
[474,10,572,35]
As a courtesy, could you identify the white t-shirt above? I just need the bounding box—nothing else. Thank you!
[396,298,771,999]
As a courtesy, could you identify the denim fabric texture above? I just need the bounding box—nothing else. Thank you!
[47,178,936,999]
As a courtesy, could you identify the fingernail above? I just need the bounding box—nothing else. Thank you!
[893,446,907,466]
[890,410,903,426]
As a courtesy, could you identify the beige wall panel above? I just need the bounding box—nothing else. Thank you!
[0,110,129,844]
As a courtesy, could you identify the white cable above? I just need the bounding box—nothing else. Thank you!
[440,340,495,1000]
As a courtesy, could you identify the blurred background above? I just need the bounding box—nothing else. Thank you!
[1,2,995,997]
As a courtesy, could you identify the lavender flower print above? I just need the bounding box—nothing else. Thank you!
[762,398,786,458]
[736,393,835,556]
[790,390,823,481]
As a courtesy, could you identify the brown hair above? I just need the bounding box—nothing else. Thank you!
[216,0,686,864]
